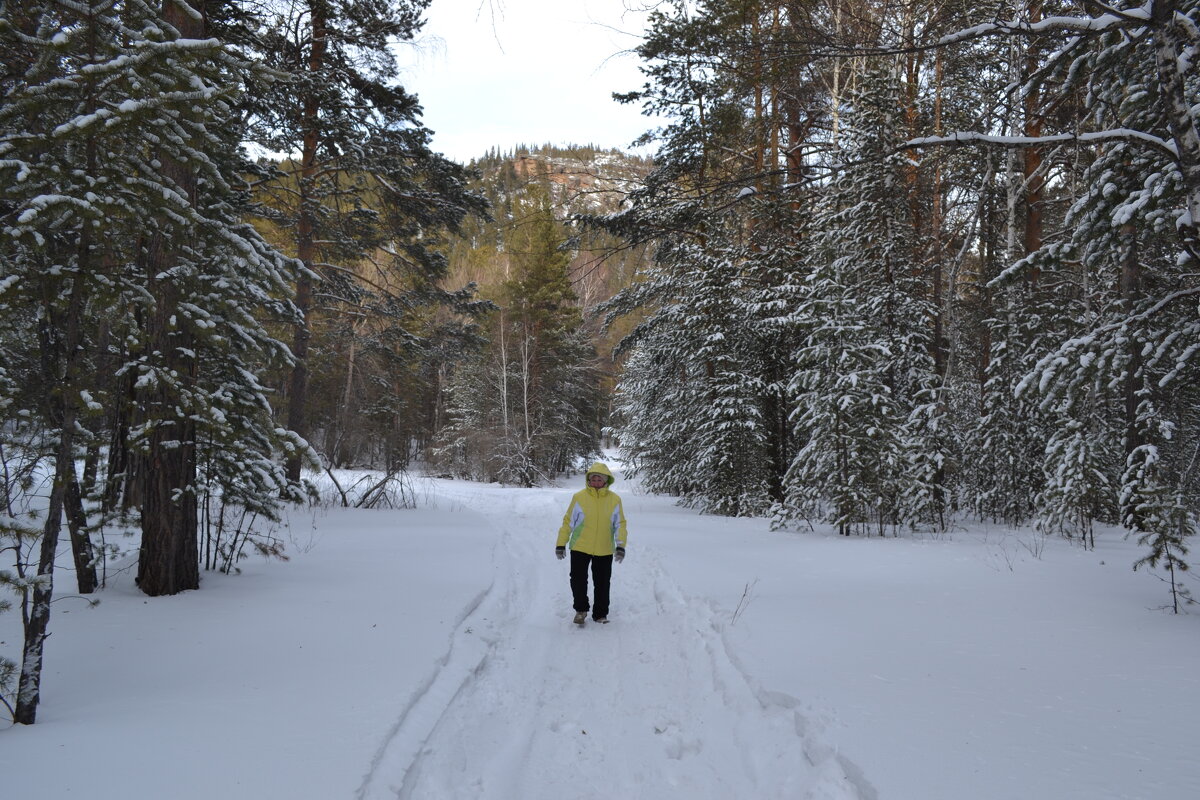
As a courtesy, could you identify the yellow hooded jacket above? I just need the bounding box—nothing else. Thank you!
[556,461,628,556]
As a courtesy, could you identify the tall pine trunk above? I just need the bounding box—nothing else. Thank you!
[285,1,327,484]
[1022,0,1045,281]
[1119,220,1145,531]
[137,258,200,595]
[135,0,204,596]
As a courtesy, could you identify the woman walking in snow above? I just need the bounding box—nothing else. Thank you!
[555,461,628,625]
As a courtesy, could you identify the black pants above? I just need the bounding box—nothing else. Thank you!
[570,550,613,619]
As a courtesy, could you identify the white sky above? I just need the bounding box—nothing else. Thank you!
[396,0,658,163]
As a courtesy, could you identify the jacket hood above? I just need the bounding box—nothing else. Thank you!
[585,461,616,487]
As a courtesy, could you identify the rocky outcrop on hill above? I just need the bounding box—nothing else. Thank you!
[489,147,651,217]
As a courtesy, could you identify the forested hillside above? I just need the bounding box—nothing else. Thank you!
[433,144,653,484]
[251,143,652,484]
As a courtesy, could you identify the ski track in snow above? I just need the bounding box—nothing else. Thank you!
[358,485,870,800]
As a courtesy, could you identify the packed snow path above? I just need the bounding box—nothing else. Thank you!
[357,483,868,800]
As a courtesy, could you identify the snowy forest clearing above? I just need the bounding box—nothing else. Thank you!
[2,467,1199,800]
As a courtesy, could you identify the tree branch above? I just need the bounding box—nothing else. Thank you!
[907,129,1178,160]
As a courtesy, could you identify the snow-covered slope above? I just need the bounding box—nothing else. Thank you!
[358,482,863,799]
[3,467,1198,799]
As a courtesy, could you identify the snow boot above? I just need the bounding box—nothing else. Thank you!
[594,616,609,624]
[573,611,586,626]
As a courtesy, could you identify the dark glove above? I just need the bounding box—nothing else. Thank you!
[614,547,625,563]
[555,546,565,560]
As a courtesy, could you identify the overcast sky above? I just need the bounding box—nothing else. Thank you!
[396,0,657,163]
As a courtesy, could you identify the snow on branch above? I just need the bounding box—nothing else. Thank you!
[937,4,1153,47]
[906,129,1179,159]
[1019,283,1200,399]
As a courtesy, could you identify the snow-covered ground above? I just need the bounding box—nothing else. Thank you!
[3,465,1199,799]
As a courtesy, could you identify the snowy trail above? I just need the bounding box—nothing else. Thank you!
[358,483,867,800]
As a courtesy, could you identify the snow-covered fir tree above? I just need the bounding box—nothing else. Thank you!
[780,59,946,535]
[606,235,775,516]
[991,1,1200,564]
[1,0,306,720]
[958,292,1052,527]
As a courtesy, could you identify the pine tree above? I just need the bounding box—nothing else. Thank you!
[960,296,1047,527]
[608,323,708,498]
[596,199,785,516]
[684,243,774,516]
[1,0,303,719]
[247,0,485,482]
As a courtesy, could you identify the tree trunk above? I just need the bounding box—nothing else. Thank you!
[66,468,98,594]
[1022,0,1045,283]
[136,0,204,596]
[763,359,789,503]
[931,47,947,379]
[15,259,87,724]
[102,359,136,513]
[901,10,924,251]
[1119,220,1143,468]
[285,1,328,484]
[137,399,199,595]
[332,329,358,466]
[14,412,77,724]
[137,223,200,594]
[1116,211,1145,536]
[285,273,312,482]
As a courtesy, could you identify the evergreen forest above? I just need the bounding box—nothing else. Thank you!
[2,0,1199,724]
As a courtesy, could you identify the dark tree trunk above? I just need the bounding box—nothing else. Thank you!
[136,0,204,596]
[66,468,98,594]
[15,259,87,724]
[285,270,312,484]
[285,2,327,485]
[1119,219,1145,532]
[1120,220,1143,463]
[136,397,199,595]
[83,318,113,497]
[14,422,76,724]
[102,338,135,511]
[762,358,790,504]
[80,442,100,494]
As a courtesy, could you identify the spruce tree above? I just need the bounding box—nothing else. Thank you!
[783,59,945,535]
[994,2,1200,568]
